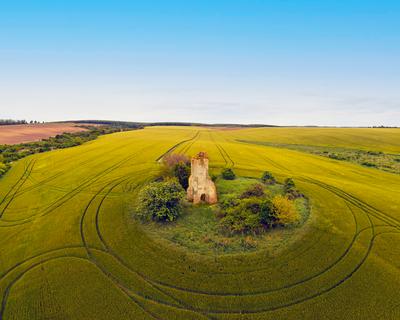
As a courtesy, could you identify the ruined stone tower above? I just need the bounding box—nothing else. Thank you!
[187,152,218,204]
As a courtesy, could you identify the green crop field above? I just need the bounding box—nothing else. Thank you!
[0,126,399,319]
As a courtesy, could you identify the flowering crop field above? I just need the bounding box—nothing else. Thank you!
[0,126,399,319]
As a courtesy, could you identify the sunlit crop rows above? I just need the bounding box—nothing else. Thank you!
[0,126,399,319]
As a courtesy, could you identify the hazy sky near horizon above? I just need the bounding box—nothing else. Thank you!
[1,0,399,126]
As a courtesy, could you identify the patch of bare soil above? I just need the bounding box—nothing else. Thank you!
[0,123,91,144]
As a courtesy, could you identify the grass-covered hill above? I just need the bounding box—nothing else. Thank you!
[0,126,399,319]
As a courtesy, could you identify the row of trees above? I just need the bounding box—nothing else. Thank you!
[0,119,44,125]
[72,120,144,129]
[0,119,26,125]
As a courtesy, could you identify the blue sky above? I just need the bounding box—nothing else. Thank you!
[0,0,399,126]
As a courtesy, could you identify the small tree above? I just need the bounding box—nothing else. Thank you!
[261,171,276,185]
[283,178,295,193]
[259,199,276,226]
[162,153,190,189]
[136,178,185,222]
[173,162,190,189]
[221,168,236,180]
[283,178,303,199]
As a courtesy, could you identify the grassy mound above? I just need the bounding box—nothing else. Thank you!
[142,177,310,254]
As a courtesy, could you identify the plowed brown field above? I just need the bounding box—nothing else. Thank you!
[0,123,89,144]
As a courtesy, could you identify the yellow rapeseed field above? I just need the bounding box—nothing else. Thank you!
[0,126,399,319]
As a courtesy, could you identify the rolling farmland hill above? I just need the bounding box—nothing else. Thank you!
[0,126,399,319]
[0,123,93,145]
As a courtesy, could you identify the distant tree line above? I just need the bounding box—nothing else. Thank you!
[144,122,278,128]
[71,120,278,128]
[71,120,144,129]
[0,119,45,125]
[371,125,399,128]
[0,119,28,125]
[28,120,44,124]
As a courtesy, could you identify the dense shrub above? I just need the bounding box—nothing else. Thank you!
[136,178,185,222]
[219,197,276,234]
[219,195,240,210]
[221,168,236,180]
[271,195,299,225]
[162,153,191,189]
[173,162,191,189]
[259,199,276,226]
[261,171,276,184]
[240,183,265,199]
[220,198,263,234]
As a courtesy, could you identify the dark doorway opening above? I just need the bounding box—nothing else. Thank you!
[200,194,206,202]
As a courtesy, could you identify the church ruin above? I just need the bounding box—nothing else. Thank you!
[187,152,218,204]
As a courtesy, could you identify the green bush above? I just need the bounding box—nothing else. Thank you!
[261,171,276,184]
[219,195,240,210]
[283,178,295,193]
[220,199,261,234]
[219,198,275,234]
[221,168,236,180]
[161,153,190,189]
[136,178,185,222]
[259,199,275,226]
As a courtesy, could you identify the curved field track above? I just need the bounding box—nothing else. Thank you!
[0,126,399,319]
